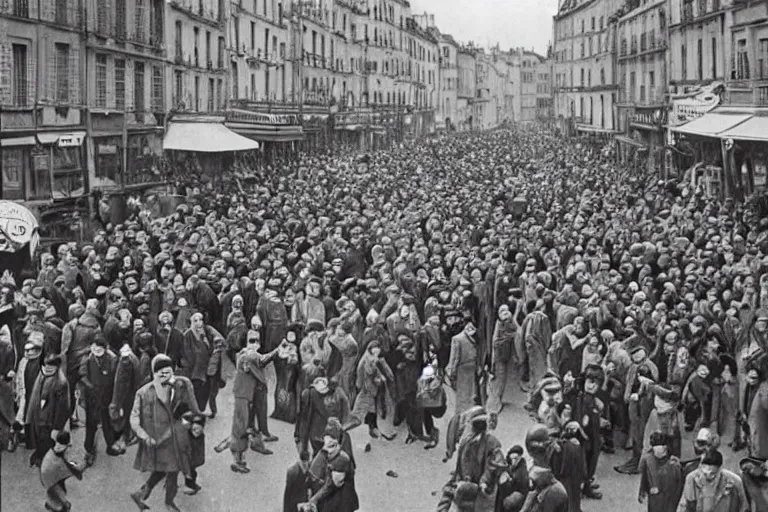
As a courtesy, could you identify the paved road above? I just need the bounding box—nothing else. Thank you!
[1,365,741,512]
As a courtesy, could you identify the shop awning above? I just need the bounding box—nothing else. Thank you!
[0,136,36,147]
[718,115,768,142]
[163,122,260,152]
[670,112,751,137]
[225,122,304,142]
[615,135,647,148]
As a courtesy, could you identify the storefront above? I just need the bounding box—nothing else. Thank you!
[1,131,86,201]
[225,109,304,162]
[628,107,667,174]
[333,111,371,152]
[669,107,767,201]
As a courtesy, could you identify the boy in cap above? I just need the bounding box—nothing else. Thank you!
[80,334,119,466]
[39,431,84,512]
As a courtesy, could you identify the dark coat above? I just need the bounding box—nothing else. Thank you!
[156,326,184,369]
[26,369,70,431]
[80,350,118,409]
[110,350,142,432]
[283,462,310,512]
[180,327,217,382]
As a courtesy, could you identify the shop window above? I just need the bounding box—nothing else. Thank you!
[52,146,83,197]
[29,151,51,200]
[1,148,25,200]
[96,140,121,185]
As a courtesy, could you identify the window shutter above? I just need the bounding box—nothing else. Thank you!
[0,43,11,105]
[47,40,57,102]
[69,46,79,105]
[27,44,36,106]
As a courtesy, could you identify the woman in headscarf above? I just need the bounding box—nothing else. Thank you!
[271,323,301,424]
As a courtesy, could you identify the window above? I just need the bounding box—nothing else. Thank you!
[250,73,256,99]
[735,38,749,79]
[2,149,24,200]
[630,71,636,101]
[760,39,768,79]
[95,54,107,107]
[54,43,70,103]
[280,42,286,59]
[599,16,604,30]
[12,44,29,107]
[233,16,240,51]
[205,31,211,66]
[115,0,126,38]
[218,37,225,67]
[135,0,146,42]
[151,65,163,111]
[114,59,125,109]
[204,78,213,111]
[697,38,703,80]
[581,19,585,33]
[581,42,585,58]
[591,17,595,30]
[193,27,199,66]
[232,61,238,98]
[681,43,687,79]
[712,37,718,78]
[588,69,591,87]
[589,37,593,56]
[13,0,29,18]
[217,78,223,108]
[175,20,183,61]
[250,22,255,53]
[55,0,68,25]
[194,76,200,110]
[134,62,145,113]
[600,67,605,85]
[580,68,584,86]
[174,69,183,107]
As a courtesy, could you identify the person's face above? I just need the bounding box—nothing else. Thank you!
[25,346,42,359]
[756,318,768,334]
[747,369,760,386]
[322,436,340,455]
[706,338,720,352]
[370,346,381,358]
[399,305,410,318]
[156,367,174,385]
[331,470,346,487]
[652,445,668,458]
[123,256,132,268]
[284,289,296,307]
[191,314,204,330]
[133,319,144,332]
[126,280,139,293]
[631,349,647,364]
[508,453,521,468]
[42,363,58,376]
[286,331,296,344]
[91,343,105,357]
[584,377,599,394]
[700,463,719,481]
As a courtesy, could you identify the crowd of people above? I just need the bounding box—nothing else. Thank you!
[0,125,767,512]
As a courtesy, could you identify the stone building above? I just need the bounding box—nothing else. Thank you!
[552,0,621,136]
[438,33,459,129]
[456,45,477,130]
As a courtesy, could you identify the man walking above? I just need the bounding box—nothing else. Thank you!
[129,354,201,512]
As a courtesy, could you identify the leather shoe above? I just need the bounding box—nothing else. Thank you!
[262,434,279,443]
[583,488,602,500]
[130,491,150,511]
[165,502,182,512]
[231,463,251,473]
[252,445,273,455]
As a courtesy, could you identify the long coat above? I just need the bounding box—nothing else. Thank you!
[453,432,504,512]
[283,462,310,512]
[638,453,683,512]
[447,332,478,415]
[519,311,552,386]
[129,376,201,474]
[748,380,768,460]
[110,350,142,432]
[258,297,289,352]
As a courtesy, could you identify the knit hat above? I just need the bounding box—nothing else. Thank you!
[151,354,173,374]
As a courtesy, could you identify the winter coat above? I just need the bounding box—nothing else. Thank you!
[40,450,83,489]
[638,453,683,512]
[298,387,350,451]
[681,468,747,512]
[747,380,768,460]
[110,349,142,432]
[130,376,201,474]
[283,461,310,512]
[63,313,102,378]
[447,332,478,415]
[26,369,70,431]
[14,355,42,424]
[80,350,118,409]
[180,326,223,382]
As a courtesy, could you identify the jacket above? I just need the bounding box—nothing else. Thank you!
[130,376,201,474]
[180,326,223,382]
[25,369,70,431]
[80,350,118,408]
[63,313,102,377]
[681,468,747,512]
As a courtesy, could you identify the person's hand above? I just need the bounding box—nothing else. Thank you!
[51,429,59,441]
[480,483,489,495]
[630,393,639,402]
[498,472,510,485]
[144,437,157,447]
[6,370,14,381]
[638,375,652,385]
[638,493,645,504]
[599,418,611,429]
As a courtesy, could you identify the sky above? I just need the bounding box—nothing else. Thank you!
[410,0,560,56]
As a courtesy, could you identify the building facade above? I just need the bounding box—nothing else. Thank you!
[438,33,459,129]
[456,46,477,130]
[552,0,620,136]
[0,0,85,203]
[615,0,668,171]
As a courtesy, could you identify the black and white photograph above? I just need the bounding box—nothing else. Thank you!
[1,0,768,511]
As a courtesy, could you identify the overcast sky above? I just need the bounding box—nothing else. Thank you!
[410,0,559,55]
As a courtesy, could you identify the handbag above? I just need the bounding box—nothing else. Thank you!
[416,376,446,409]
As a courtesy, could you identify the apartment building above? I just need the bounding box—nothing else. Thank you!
[0,0,85,202]
[552,0,620,135]
[438,33,459,129]
[457,46,477,130]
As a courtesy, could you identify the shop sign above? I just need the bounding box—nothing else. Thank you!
[58,133,84,147]
[228,110,300,125]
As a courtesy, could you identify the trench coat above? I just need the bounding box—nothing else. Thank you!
[130,376,201,474]
[447,332,478,415]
